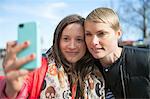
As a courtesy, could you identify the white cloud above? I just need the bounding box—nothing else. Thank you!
[1,2,68,20]
[48,2,68,8]
[27,2,68,20]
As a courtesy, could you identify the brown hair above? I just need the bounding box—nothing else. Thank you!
[46,14,101,97]
[52,14,85,69]
[46,14,88,96]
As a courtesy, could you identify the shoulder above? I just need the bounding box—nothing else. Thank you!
[123,46,150,58]
[123,46,150,69]
[124,46,149,53]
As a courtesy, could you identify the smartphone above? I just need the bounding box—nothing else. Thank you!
[17,22,41,70]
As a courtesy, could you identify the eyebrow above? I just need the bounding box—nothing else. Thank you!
[85,30,107,34]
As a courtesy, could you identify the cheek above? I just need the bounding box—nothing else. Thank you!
[79,43,86,56]
[85,38,91,46]
[104,38,118,49]
[59,42,66,55]
[82,44,86,53]
[59,41,66,50]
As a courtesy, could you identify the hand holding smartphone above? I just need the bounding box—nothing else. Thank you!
[17,22,41,70]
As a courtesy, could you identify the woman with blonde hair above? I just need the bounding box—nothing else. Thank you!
[84,7,150,98]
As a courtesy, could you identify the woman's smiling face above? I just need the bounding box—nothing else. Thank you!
[59,23,86,64]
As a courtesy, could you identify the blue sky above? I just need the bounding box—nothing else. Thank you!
[0,0,141,49]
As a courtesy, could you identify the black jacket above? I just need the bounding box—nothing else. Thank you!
[101,46,150,98]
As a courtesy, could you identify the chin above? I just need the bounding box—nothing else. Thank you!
[92,53,104,59]
[67,59,77,64]
[69,61,76,64]
[92,55,99,59]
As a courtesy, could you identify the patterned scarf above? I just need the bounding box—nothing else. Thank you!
[40,58,105,99]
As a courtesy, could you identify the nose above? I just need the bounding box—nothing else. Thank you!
[68,40,76,49]
[92,35,99,46]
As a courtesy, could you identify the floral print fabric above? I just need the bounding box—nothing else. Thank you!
[40,58,105,99]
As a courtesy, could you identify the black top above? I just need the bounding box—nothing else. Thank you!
[96,46,150,98]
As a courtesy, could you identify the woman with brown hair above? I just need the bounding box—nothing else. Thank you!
[0,14,105,99]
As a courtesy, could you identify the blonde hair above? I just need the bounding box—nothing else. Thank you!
[85,7,120,32]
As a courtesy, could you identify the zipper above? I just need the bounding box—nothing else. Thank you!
[120,64,126,99]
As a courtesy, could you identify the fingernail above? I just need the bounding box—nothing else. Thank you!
[30,54,35,59]
[24,41,28,46]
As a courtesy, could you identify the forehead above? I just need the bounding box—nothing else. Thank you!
[84,20,111,31]
[62,23,84,36]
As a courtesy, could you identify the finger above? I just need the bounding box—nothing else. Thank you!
[6,41,17,50]
[4,41,17,60]
[4,41,30,67]
[4,41,30,66]
[13,41,30,54]
[3,58,16,69]
[2,53,16,69]
[6,41,17,57]
[8,41,30,56]
[4,41,18,67]
[6,69,29,81]
[5,53,36,73]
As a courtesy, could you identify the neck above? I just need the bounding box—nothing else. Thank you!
[100,47,122,68]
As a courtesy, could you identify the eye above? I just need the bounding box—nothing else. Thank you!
[97,32,107,38]
[76,38,84,43]
[97,32,104,37]
[85,32,92,37]
[76,36,84,43]
[62,37,69,42]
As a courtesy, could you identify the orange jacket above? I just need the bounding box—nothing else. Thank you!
[0,57,48,99]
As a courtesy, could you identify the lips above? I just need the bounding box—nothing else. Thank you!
[91,47,104,53]
[65,51,78,56]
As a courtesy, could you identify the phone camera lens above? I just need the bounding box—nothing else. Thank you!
[19,24,24,28]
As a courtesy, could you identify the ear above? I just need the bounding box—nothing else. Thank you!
[116,28,122,39]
